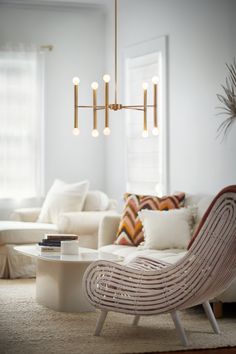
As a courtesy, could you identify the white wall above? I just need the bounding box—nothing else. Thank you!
[0,0,235,218]
[105,0,236,202]
[0,3,106,218]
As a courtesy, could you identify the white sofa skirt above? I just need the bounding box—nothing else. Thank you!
[0,244,36,278]
[0,221,57,278]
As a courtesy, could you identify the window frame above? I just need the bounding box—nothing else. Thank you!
[122,36,168,196]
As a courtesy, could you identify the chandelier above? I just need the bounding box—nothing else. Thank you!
[72,0,159,138]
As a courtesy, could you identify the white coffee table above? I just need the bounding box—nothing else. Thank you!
[14,245,123,313]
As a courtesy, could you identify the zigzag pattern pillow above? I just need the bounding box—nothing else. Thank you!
[115,192,185,246]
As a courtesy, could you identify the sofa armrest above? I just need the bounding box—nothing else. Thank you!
[57,211,117,236]
[98,214,121,248]
[10,207,41,222]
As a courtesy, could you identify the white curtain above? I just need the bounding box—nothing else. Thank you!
[0,45,44,199]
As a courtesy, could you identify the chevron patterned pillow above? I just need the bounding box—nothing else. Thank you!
[115,192,185,246]
[114,194,139,246]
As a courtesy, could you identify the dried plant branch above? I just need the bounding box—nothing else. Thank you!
[216,58,236,139]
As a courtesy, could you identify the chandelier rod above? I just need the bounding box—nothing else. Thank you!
[115,0,118,105]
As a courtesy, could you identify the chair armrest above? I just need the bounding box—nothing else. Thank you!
[98,214,121,248]
[10,207,41,222]
[57,211,117,236]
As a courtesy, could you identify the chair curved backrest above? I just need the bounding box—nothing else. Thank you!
[176,185,236,309]
[84,186,236,316]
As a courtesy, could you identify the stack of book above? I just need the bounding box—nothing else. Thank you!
[38,234,78,252]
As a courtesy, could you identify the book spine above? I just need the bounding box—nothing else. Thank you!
[45,235,77,237]
[46,235,78,241]
[40,239,62,244]
[39,246,61,252]
[38,241,61,247]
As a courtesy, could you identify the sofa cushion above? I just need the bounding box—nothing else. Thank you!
[139,207,193,250]
[37,179,89,224]
[100,244,187,264]
[186,195,214,249]
[184,194,214,233]
[83,191,109,211]
[115,192,185,246]
[0,221,57,245]
[10,207,41,222]
[187,187,230,250]
[57,211,116,236]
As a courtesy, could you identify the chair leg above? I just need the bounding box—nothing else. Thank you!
[202,301,220,334]
[132,315,140,326]
[94,310,108,336]
[171,311,189,346]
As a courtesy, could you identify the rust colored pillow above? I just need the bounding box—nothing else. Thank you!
[115,192,185,246]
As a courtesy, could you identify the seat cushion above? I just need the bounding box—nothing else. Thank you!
[100,244,187,264]
[0,221,57,245]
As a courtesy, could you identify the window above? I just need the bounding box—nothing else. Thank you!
[0,48,44,199]
[124,37,167,196]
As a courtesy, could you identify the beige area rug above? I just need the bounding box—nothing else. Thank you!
[0,279,236,354]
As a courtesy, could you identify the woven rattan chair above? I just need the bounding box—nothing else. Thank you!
[83,185,236,346]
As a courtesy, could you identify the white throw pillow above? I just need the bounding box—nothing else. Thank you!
[138,207,194,250]
[37,179,89,224]
[83,190,109,211]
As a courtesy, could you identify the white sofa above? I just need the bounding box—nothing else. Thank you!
[98,193,236,314]
[0,191,117,278]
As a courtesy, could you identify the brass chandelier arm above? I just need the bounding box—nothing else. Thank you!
[143,87,147,131]
[77,105,155,108]
[105,81,109,128]
[74,84,78,129]
[123,105,155,108]
[153,82,158,128]
[75,104,156,112]
[77,105,105,109]
[124,107,145,111]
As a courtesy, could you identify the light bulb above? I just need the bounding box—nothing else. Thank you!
[103,74,111,83]
[152,76,159,84]
[142,130,148,138]
[103,127,111,136]
[91,82,99,90]
[72,77,80,85]
[73,127,80,136]
[91,129,99,137]
[142,82,148,90]
[152,127,159,136]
